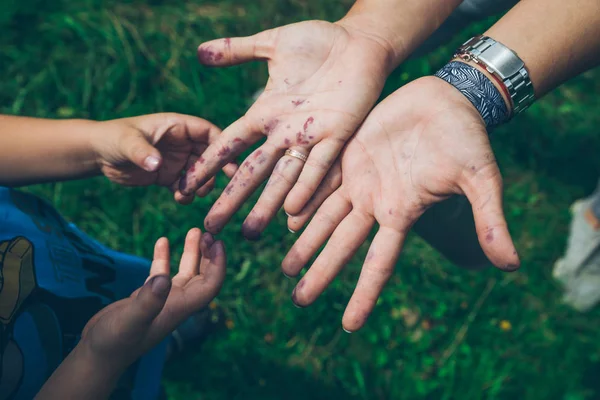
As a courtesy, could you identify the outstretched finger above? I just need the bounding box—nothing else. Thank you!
[284,139,345,216]
[291,211,374,308]
[178,116,259,196]
[204,143,281,234]
[287,159,342,232]
[198,30,274,66]
[185,240,227,312]
[172,228,202,286]
[282,189,351,277]
[462,164,520,271]
[241,151,305,240]
[342,226,406,332]
[147,237,171,283]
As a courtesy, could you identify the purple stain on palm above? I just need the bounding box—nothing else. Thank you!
[485,229,494,243]
[296,131,309,145]
[366,249,375,262]
[303,117,314,132]
[264,119,279,134]
[292,99,305,107]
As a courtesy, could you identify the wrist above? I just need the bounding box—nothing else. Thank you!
[62,118,106,176]
[335,15,401,73]
[337,0,463,71]
[76,338,129,378]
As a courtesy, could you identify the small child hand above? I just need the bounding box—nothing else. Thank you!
[94,113,237,203]
[79,228,226,369]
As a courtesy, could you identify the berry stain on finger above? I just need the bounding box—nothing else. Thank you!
[198,46,223,63]
[242,213,264,241]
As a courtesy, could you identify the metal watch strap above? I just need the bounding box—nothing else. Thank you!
[456,36,535,115]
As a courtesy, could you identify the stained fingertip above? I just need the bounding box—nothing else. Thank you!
[204,214,224,235]
[209,240,226,259]
[202,232,215,249]
[241,217,263,241]
[497,250,521,272]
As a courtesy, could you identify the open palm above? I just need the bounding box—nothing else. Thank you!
[176,20,394,238]
[283,77,520,332]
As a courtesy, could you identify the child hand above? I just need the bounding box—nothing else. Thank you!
[79,228,226,369]
[93,113,237,203]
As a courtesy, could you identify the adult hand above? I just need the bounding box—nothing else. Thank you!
[282,76,520,332]
[175,20,394,238]
[95,113,237,201]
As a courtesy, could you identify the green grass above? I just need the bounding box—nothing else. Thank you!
[3,1,600,399]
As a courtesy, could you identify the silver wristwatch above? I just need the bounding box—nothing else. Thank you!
[455,35,535,115]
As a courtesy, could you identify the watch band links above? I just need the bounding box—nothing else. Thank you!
[456,36,535,115]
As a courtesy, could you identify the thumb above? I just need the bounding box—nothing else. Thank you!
[462,166,520,272]
[122,130,162,172]
[123,275,171,333]
[198,30,273,66]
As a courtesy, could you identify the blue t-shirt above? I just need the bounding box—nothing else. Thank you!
[0,188,166,399]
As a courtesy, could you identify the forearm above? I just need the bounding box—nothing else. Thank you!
[35,343,126,400]
[337,0,463,71]
[485,0,600,97]
[0,115,101,186]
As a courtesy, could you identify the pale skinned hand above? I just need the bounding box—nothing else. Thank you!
[95,113,237,201]
[282,76,520,332]
[80,228,226,369]
[174,20,394,238]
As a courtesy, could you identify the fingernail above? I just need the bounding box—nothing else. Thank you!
[291,287,301,307]
[285,211,292,218]
[179,174,190,194]
[343,327,353,334]
[288,227,296,234]
[143,156,161,172]
[150,275,171,296]
[282,271,292,279]
[291,282,305,308]
[504,263,520,272]
[209,241,224,258]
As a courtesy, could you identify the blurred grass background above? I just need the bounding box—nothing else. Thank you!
[2,0,600,399]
